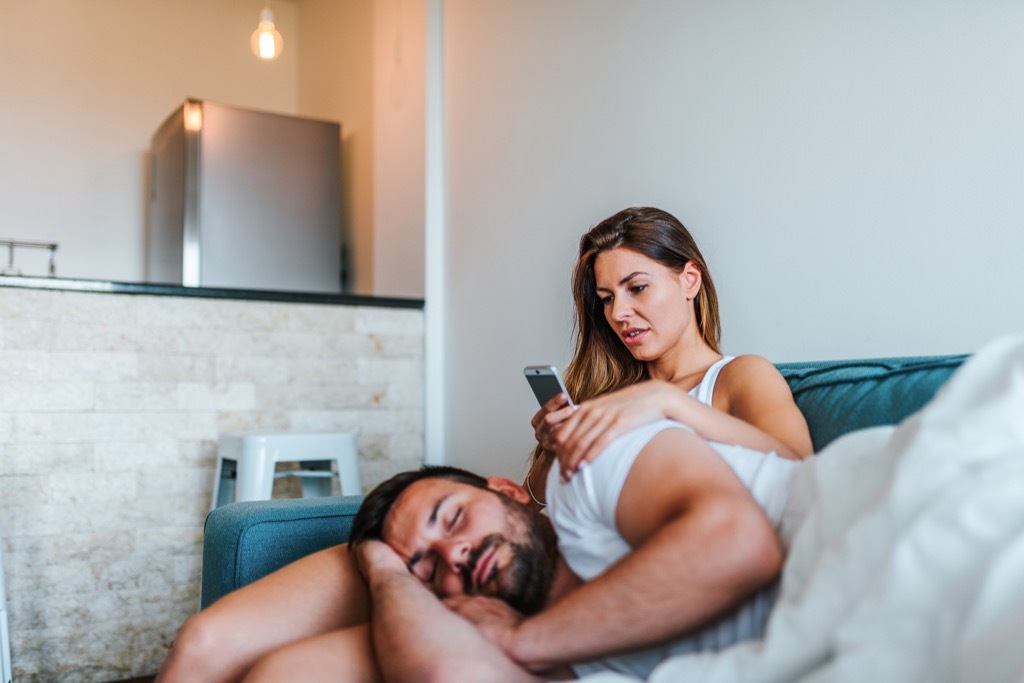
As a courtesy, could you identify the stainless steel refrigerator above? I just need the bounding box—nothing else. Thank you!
[147,99,342,293]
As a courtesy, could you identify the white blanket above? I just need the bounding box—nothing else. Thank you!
[579,336,1024,683]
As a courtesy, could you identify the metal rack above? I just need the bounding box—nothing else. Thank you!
[1,239,58,277]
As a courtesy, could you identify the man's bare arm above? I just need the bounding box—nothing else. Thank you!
[356,540,540,683]
[506,429,783,670]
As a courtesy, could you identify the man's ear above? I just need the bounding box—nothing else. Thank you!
[486,476,532,505]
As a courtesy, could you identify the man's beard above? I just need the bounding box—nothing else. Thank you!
[463,497,558,615]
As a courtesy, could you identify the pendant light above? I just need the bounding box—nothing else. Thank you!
[251,2,283,61]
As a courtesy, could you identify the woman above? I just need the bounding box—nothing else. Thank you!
[525,206,811,505]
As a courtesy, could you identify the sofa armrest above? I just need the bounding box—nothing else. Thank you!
[200,494,365,609]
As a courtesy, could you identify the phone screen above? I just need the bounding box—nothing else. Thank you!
[524,366,575,407]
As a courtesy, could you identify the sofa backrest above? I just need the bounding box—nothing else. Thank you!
[776,355,968,452]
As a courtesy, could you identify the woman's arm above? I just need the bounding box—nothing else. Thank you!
[553,355,811,477]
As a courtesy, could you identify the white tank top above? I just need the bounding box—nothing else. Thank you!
[688,355,735,406]
[547,419,797,679]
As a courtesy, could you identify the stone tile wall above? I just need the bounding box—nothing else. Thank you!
[0,287,424,682]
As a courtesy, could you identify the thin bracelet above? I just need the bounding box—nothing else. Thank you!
[524,458,547,508]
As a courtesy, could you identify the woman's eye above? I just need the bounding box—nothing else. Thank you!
[449,508,462,531]
[600,295,613,306]
[630,284,647,295]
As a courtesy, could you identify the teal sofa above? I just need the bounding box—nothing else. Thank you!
[200,354,967,609]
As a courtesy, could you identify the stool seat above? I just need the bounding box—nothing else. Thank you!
[211,432,361,511]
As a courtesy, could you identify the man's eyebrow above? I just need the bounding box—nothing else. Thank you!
[406,493,452,571]
[429,493,450,526]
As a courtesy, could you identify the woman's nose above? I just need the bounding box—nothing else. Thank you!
[611,297,631,321]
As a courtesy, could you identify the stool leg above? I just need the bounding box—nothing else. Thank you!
[1,532,11,683]
[211,457,238,511]
[335,444,362,495]
[236,449,275,502]
[0,602,10,683]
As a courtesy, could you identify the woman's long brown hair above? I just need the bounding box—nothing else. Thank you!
[529,207,720,469]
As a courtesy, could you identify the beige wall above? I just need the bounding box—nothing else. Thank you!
[0,0,426,298]
[372,0,427,299]
[298,0,376,295]
[297,0,427,300]
[1,0,300,282]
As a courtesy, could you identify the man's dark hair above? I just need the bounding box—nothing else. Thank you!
[349,465,490,547]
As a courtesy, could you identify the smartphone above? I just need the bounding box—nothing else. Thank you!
[524,365,576,407]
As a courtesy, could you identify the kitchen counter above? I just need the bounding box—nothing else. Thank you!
[0,275,423,309]
[0,279,424,680]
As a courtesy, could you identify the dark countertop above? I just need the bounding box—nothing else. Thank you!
[0,275,424,309]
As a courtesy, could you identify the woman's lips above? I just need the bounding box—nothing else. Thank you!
[622,328,647,346]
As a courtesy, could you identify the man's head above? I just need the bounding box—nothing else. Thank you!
[350,466,558,615]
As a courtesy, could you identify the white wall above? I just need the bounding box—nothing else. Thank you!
[0,0,300,282]
[440,0,1024,479]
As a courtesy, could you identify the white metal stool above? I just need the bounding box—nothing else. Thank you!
[1,527,12,683]
[211,432,362,511]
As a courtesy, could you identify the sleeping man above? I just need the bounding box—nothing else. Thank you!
[351,418,801,682]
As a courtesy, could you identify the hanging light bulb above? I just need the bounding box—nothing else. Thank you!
[183,99,203,132]
[250,4,283,60]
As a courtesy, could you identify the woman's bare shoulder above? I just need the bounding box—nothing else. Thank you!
[723,353,787,379]
[720,353,811,457]
[717,354,792,403]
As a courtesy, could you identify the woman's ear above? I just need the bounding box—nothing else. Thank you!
[486,476,532,505]
[680,261,702,301]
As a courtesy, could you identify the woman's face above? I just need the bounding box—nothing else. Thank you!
[593,247,700,362]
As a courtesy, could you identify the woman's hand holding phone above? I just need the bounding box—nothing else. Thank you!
[553,380,678,480]
[524,365,578,461]
[531,392,577,458]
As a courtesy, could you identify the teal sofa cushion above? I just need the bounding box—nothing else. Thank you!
[777,355,967,452]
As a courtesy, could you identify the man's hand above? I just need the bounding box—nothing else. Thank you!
[357,542,542,683]
[354,539,408,583]
[359,541,531,665]
[444,595,534,670]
